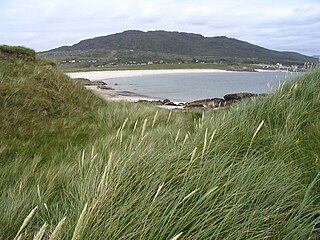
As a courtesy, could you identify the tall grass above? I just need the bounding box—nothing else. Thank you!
[0,46,319,239]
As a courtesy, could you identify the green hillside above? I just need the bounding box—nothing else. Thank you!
[40,30,317,67]
[1,45,320,239]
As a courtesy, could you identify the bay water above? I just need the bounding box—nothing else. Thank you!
[104,71,302,102]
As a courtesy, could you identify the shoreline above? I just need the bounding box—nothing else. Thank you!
[69,69,229,105]
[69,69,289,106]
[85,86,185,109]
[67,69,229,81]
[85,85,159,102]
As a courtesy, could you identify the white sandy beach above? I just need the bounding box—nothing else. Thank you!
[85,85,157,102]
[68,69,228,105]
[68,68,290,106]
[85,85,185,109]
[67,69,228,81]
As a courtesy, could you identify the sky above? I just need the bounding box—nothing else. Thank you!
[0,0,319,55]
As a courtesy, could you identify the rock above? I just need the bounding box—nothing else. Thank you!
[161,99,175,105]
[92,80,107,85]
[207,98,226,108]
[97,85,114,90]
[185,99,210,108]
[223,93,257,101]
[73,78,106,86]
[163,99,171,104]
[185,98,225,108]
[139,92,266,111]
[164,102,176,106]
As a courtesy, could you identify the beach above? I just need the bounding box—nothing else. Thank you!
[67,69,298,104]
[84,85,158,102]
[67,69,228,104]
[67,69,228,81]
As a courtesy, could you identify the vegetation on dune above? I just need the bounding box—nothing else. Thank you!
[0,45,36,61]
[1,45,320,239]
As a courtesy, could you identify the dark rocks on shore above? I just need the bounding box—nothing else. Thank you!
[184,92,266,109]
[163,99,176,106]
[73,77,115,90]
[184,92,264,110]
[73,77,107,86]
[185,98,226,108]
[163,99,171,104]
[223,92,258,101]
[97,85,115,90]
[137,92,265,110]
[184,99,210,108]
[138,99,179,106]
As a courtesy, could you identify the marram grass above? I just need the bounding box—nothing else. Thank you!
[0,46,320,239]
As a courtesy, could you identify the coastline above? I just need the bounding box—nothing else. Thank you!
[68,68,292,106]
[68,69,229,105]
[85,85,158,102]
[67,69,228,81]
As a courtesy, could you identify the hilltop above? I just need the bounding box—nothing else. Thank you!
[40,30,316,68]
[1,45,320,239]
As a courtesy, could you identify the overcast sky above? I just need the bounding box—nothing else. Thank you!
[1,0,319,55]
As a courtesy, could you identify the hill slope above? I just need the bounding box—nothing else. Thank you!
[41,30,316,66]
[1,45,320,239]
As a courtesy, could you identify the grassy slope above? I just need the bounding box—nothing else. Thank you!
[60,63,253,73]
[0,46,320,239]
[44,30,316,65]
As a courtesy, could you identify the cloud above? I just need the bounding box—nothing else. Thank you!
[0,0,319,55]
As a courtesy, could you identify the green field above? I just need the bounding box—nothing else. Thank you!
[60,63,254,73]
[1,45,320,239]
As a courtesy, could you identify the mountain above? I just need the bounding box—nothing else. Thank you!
[40,30,316,66]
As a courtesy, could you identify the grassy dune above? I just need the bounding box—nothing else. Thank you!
[0,45,320,239]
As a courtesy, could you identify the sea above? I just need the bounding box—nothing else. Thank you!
[104,71,302,102]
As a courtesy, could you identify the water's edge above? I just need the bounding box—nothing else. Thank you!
[101,71,301,102]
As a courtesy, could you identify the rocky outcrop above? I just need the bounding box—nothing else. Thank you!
[207,98,227,108]
[137,92,265,110]
[73,77,107,86]
[73,77,115,90]
[223,92,257,101]
[97,85,114,90]
[185,98,226,108]
[184,92,262,110]
[163,99,176,106]
[138,99,179,107]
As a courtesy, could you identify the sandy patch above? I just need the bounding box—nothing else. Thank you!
[67,69,228,81]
